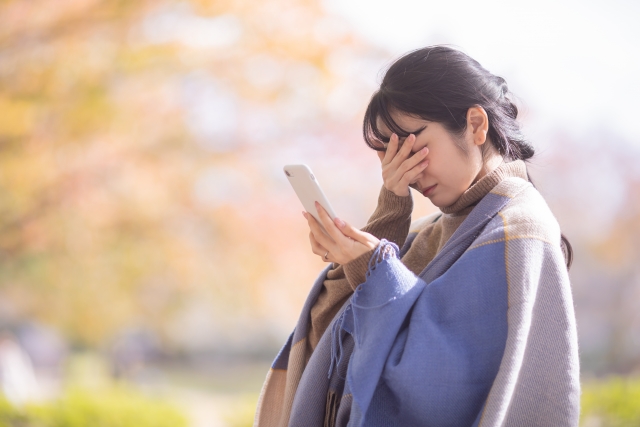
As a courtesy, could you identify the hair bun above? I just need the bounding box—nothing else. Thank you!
[513,140,535,161]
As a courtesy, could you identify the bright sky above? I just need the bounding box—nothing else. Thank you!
[324,0,640,146]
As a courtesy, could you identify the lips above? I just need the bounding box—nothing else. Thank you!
[422,184,437,197]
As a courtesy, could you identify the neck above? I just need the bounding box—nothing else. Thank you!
[472,154,504,186]
[440,158,528,215]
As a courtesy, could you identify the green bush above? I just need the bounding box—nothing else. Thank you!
[0,386,188,427]
[581,376,640,427]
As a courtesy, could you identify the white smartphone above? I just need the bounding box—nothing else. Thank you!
[283,164,337,225]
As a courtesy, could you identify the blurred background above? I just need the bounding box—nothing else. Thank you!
[1,0,639,426]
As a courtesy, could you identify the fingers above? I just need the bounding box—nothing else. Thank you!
[314,202,367,251]
[379,133,431,196]
[304,210,335,252]
[308,230,326,255]
[308,231,334,263]
[304,209,380,265]
[302,211,332,261]
[314,202,345,243]
[381,133,399,166]
[398,133,416,158]
[400,158,429,186]
[336,219,377,247]
[388,134,416,168]
[382,133,422,168]
[316,203,380,252]
[396,146,429,178]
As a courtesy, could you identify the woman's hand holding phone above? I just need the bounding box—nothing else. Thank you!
[304,202,380,265]
[377,133,429,197]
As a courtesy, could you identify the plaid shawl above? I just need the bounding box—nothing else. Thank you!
[255,177,580,427]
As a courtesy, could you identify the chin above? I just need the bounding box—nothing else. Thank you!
[426,195,443,208]
[429,194,455,209]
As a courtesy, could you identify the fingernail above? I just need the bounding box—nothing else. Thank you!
[335,217,346,228]
[421,147,428,153]
[302,211,307,218]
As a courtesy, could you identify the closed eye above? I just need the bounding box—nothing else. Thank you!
[379,125,427,145]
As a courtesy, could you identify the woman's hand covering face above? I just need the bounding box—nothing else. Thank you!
[304,202,380,265]
[377,133,429,197]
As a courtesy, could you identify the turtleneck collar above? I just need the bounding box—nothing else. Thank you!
[439,159,528,215]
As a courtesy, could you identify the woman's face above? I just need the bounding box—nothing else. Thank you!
[376,111,494,208]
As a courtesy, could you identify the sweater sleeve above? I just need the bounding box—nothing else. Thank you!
[307,185,413,353]
[360,185,415,246]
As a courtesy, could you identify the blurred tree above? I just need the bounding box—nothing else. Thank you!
[0,0,386,349]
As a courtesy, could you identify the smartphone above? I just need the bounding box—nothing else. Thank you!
[283,164,337,225]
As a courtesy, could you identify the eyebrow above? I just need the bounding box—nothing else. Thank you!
[380,125,427,143]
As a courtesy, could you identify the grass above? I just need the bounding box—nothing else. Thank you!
[581,376,640,427]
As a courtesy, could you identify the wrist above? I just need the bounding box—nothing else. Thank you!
[380,185,413,213]
[384,184,410,197]
[344,246,377,290]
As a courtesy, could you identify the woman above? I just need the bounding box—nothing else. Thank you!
[255,46,580,427]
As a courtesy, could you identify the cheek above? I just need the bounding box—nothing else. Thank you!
[424,150,462,185]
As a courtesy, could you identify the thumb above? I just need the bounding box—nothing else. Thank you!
[334,217,370,245]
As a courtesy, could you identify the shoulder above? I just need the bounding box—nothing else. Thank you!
[496,177,561,245]
[470,177,562,250]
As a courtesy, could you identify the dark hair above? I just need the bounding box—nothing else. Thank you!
[362,45,573,269]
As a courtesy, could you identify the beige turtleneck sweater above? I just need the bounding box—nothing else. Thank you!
[306,160,529,354]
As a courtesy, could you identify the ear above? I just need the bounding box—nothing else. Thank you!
[466,106,489,146]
